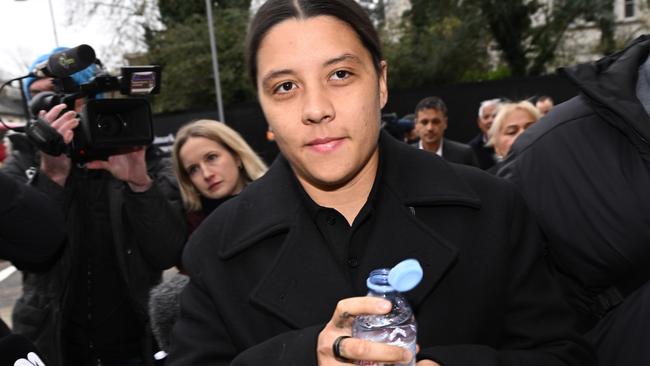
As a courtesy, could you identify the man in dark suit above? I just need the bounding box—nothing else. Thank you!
[412,96,478,167]
[467,98,500,170]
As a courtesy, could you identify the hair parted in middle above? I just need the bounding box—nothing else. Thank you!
[245,0,383,87]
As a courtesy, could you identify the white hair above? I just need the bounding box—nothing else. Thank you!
[478,98,502,117]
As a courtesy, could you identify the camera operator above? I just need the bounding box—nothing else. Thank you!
[1,48,186,366]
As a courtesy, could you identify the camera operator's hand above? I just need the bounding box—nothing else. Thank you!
[86,147,153,192]
[39,104,79,187]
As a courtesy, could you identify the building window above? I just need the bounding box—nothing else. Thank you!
[624,0,635,18]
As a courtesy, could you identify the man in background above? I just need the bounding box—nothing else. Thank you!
[467,98,500,170]
[535,95,554,116]
[412,96,478,167]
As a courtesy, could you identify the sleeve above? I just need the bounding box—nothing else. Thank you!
[417,191,594,366]
[0,171,65,270]
[122,156,187,270]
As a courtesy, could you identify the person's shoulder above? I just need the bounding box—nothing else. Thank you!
[445,139,473,152]
[183,160,297,266]
[509,95,595,157]
[451,162,513,193]
[466,133,482,147]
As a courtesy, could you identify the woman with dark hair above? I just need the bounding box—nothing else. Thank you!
[167,1,593,366]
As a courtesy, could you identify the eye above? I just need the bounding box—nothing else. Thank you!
[206,153,219,162]
[331,70,351,80]
[187,165,199,176]
[274,81,296,94]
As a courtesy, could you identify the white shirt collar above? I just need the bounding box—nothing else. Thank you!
[418,139,444,157]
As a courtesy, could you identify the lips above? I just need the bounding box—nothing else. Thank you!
[208,181,222,191]
[306,137,345,153]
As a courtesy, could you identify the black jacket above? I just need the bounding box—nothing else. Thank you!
[168,132,592,366]
[0,171,66,338]
[0,171,65,270]
[467,133,496,170]
[498,35,650,331]
[1,136,187,366]
[411,138,479,167]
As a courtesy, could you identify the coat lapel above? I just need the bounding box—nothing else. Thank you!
[359,184,459,310]
[249,209,354,329]
[222,134,480,328]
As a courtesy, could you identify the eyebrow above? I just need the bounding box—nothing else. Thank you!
[260,53,363,90]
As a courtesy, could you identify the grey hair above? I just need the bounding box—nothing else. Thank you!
[478,98,502,117]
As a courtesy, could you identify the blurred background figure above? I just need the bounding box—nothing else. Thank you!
[400,113,419,144]
[486,100,540,167]
[149,119,267,361]
[535,95,554,116]
[412,96,478,167]
[2,47,186,366]
[172,119,268,232]
[381,112,416,144]
[467,98,501,170]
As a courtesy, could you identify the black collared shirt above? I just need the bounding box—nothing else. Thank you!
[294,148,383,288]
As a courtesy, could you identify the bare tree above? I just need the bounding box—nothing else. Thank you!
[62,0,163,70]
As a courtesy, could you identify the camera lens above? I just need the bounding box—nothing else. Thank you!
[96,113,125,137]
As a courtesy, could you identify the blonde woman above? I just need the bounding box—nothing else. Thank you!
[172,119,267,231]
[149,119,267,356]
[487,100,541,163]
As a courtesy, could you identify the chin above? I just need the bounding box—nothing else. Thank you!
[307,168,359,190]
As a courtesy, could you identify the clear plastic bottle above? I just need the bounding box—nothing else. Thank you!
[352,259,423,366]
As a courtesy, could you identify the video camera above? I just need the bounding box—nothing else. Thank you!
[24,44,161,163]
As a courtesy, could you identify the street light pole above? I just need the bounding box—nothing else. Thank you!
[47,0,60,47]
[205,0,225,123]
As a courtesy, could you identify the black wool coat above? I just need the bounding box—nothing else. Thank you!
[442,138,479,167]
[168,133,593,366]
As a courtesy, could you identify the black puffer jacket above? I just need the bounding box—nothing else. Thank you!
[1,134,187,366]
[498,35,650,331]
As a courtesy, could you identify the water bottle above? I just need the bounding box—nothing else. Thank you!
[352,259,423,366]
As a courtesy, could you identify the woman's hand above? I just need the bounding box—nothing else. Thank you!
[316,297,414,365]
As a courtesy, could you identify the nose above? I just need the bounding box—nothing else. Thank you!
[301,84,335,125]
[200,163,214,180]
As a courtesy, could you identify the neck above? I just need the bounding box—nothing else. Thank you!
[299,148,379,225]
[422,139,441,153]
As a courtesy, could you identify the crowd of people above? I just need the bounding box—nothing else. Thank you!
[1,0,649,365]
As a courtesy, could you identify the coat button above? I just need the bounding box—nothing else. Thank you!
[326,215,336,225]
[126,248,133,255]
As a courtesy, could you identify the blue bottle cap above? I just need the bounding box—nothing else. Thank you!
[388,259,423,292]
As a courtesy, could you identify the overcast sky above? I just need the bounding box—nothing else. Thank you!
[0,0,123,76]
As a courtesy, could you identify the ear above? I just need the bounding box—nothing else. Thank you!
[378,61,388,109]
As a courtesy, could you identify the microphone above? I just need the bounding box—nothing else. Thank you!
[0,334,47,365]
[31,44,96,78]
